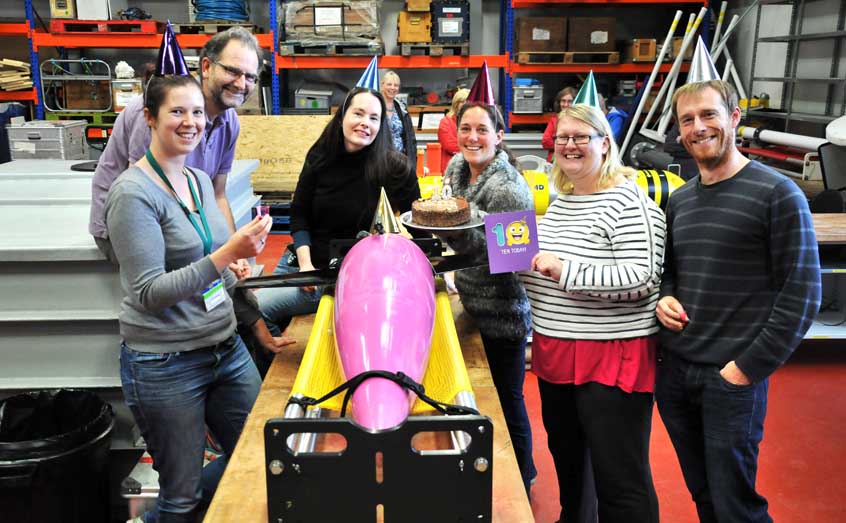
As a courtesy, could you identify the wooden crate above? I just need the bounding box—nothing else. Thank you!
[283,0,380,42]
[397,11,432,43]
[624,38,657,63]
[235,115,333,193]
[672,37,694,61]
[567,17,616,53]
[515,17,567,54]
[406,0,431,11]
[64,80,112,111]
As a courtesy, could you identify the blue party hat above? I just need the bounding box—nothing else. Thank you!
[356,56,380,91]
[155,21,189,76]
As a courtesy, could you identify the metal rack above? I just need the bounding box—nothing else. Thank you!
[747,0,846,129]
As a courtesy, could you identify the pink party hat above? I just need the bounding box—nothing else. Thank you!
[467,61,495,105]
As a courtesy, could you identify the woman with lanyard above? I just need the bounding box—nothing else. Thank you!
[381,69,418,171]
[105,39,269,521]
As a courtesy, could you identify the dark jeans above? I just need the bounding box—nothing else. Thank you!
[538,379,658,523]
[479,333,537,494]
[656,353,772,523]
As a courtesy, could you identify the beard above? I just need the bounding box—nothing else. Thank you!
[686,131,733,171]
[212,83,248,110]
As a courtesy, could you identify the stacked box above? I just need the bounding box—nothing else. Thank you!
[431,0,470,43]
[282,0,382,44]
[515,17,567,54]
[8,120,88,160]
[398,12,432,42]
[567,17,616,53]
[624,38,657,62]
[406,0,431,11]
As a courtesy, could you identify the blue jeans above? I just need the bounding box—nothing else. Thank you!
[479,333,537,494]
[254,253,322,334]
[120,335,261,523]
[656,352,771,523]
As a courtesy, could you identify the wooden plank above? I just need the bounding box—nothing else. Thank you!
[234,115,333,193]
[204,294,534,523]
[813,214,846,244]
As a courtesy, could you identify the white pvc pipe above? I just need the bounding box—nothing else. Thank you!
[641,7,708,135]
[738,125,827,152]
[658,13,697,133]
[620,10,683,154]
[712,15,740,62]
[711,2,728,51]
[722,58,733,81]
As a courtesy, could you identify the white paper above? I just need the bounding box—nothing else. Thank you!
[443,7,462,13]
[440,19,461,35]
[421,113,446,129]
[590,31,609,45]
[532,28,551,41]
[314,7,342,26]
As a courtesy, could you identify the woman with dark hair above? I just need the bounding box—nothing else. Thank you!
[542,86,578,162]
[439,100,537,494]
[256,86,421,327]
[105,73,269,522]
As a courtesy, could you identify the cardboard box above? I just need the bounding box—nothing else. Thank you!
[672,37,694,60]
[398,11,432,43]
[567,17,616,53]
[624,38,657,63]
[112,79,143,112]
[515,17,567,54]
[406,0,431,11]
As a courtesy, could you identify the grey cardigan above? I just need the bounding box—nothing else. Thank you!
[443,150,534,340]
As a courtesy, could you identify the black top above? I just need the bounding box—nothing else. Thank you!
[290,148,421,268]
[659,161,822,382]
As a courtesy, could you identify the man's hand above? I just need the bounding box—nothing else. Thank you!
[656,296,689,331]
[229,259,252,280]
[720,360,752,386]
[252,318,296,354]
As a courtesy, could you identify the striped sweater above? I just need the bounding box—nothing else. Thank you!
[659,161,821,382]
[522,180,666,340]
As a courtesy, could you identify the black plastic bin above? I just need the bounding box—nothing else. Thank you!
[0,389,114,523]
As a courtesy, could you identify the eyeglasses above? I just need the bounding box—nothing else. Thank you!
[213,61,259,85]
[554,134,602,145]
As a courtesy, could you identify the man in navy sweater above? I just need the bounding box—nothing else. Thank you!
[655,80,821,523]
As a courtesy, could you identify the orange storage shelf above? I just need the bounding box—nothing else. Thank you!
[33,32,275,50]
[509,112,554,125]
[0,23,30,36]
[0,88,38,102]
[276,54,509,70]
[510,62,689,74]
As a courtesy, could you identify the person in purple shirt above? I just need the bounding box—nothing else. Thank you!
[90,27,258,277]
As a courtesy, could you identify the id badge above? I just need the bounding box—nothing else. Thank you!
[202,279,226,312]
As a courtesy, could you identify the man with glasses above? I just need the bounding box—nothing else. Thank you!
[90,26,261,269]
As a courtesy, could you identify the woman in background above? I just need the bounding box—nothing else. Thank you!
[437,88,470,172]
[255,86,421,331]
[542,86,578,162]
[381,70,418,172]
[106,74,268,522]
[522,104,664,523]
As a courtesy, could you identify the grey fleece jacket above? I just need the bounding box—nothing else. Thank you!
[443,150,534,341]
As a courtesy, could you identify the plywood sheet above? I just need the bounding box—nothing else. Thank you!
[235,115,332,193]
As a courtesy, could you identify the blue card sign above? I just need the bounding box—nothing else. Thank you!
[484,210,539,274]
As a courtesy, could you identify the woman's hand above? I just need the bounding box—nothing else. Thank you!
[656,296,689,331]
[210,216,272,272]
[531,252,563,282]
[298,261,317,292]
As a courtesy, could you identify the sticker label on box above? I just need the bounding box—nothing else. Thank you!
[440,19,461,35]
[590,31,609,44]
[314,7,342,26]
[443,7,462,13]
[532,28,551,41]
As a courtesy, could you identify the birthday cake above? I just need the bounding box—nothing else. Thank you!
[411,197,471,227]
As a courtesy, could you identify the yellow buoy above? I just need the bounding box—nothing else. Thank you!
[635,169,685,211]
[523,169,550,215]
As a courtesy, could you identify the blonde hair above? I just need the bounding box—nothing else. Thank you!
[448,88,470,116]
[381,70,401,86]
[550,104,636,194]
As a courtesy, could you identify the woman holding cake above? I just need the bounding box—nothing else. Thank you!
[437,63,537,495]
[255,80,421,330]
[521,101,664,523]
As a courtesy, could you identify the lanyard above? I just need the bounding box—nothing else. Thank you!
[145,150,213,256]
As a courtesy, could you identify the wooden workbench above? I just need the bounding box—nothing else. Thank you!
[204,294,535,523]
[812,214,846,244]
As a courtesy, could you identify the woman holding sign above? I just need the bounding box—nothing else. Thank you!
[439,64,536,494]
[521,103,665,523]
[105,72,268,522]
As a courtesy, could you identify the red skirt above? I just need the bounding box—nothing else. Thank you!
[532,332,657,393]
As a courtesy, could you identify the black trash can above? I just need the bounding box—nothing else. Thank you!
[0,389,114,523]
